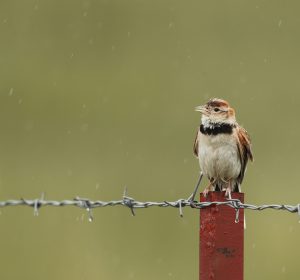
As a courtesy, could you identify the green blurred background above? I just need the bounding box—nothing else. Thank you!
[0,0,299,279]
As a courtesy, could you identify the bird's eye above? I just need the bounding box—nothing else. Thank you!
[214,108,220,112]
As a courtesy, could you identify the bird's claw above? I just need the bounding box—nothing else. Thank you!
[202,188,209,197]
[224,187,232,199]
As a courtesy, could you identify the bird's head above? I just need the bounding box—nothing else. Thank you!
[195,98,236,127]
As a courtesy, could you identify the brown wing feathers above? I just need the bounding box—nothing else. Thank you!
[193,129,200,157]
[236,126,253,183]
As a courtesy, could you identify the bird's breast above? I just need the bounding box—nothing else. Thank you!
[198,132,241,180]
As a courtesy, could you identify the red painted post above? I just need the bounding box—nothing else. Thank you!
[200,191,244,280]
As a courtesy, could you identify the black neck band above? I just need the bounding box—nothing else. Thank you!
[200,123,234,135]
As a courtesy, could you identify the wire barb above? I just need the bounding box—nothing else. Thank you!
[178,200,183,217]
[74,197,94,222]
[33,193,45,216]
[226,198,241,223]
[123,187,135,216]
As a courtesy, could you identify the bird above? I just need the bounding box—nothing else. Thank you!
[193,98,253,198]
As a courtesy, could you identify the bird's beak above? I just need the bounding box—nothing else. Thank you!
[195,105,207,114]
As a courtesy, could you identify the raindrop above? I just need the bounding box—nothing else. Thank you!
[80,123,89,132]
[8,88,14,96]
[240,76,247,84]
[87,208,94,222]
[24,120,34,131]
[128,272,135,279]
[156,257,163,264]
[67,168,73,176]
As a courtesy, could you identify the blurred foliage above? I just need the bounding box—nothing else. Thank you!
[0,0,300,279]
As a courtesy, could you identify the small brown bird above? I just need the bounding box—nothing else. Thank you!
[193,98,253,198]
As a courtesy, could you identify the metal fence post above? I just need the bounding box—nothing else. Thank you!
[200,191,244,280]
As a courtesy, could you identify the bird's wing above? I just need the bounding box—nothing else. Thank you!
[236,125,253,184]
[193,128,200,157]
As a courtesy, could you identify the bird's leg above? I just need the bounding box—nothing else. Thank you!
[233,182,241,193]
[224,180,232,199]
[203,178,216,197]
[188,172,203,202]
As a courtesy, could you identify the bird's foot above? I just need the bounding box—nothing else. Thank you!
[203,185,212,197]
[224,187,232,199]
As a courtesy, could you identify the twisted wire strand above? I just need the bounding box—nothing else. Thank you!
[0,192,299,220]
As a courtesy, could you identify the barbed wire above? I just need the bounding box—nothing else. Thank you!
[0,188,299,222]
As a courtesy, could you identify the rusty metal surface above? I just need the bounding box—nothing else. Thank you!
[200,192,244,280]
